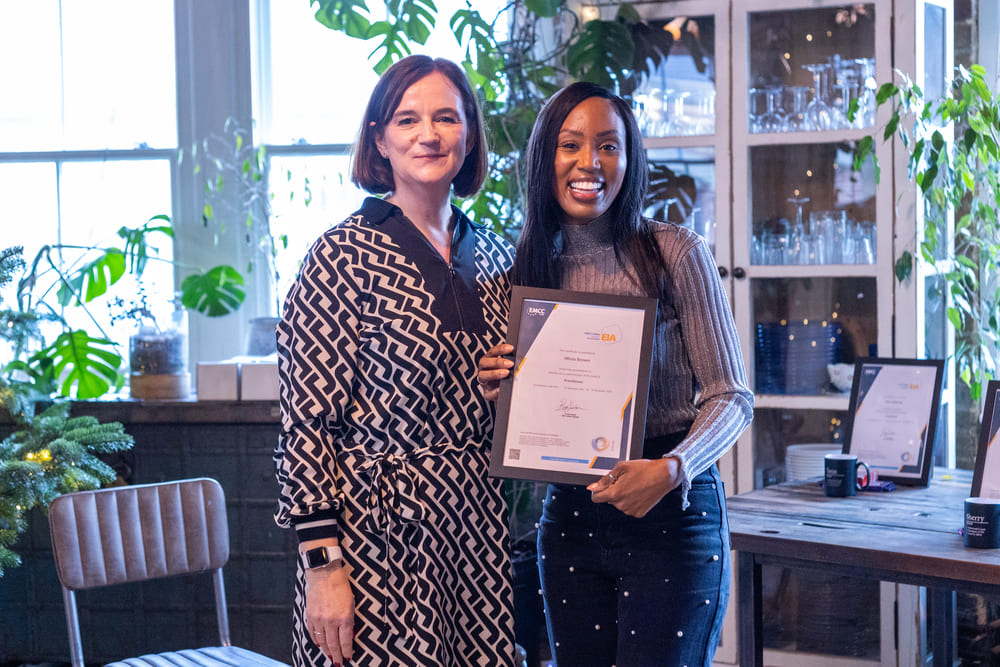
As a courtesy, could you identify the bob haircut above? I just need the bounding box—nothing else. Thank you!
[513,81,666,301]
[351,55,489,198]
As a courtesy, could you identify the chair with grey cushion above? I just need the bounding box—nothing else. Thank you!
[48,477,290,667]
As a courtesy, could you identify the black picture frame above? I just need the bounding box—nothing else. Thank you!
[971,380,1000,498]
[489,286,657,486]
[842,357,944,487]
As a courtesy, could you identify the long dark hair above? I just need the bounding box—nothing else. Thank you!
[512,81,668,303]
[351,55,488,198]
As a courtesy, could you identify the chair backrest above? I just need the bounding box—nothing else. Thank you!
[49,477,230,590]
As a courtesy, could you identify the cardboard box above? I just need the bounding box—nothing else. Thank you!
[196,361,239,400]
[239,358,279,400]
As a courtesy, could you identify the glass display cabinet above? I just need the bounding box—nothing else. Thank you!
[583,0,956,663]
[585,0,954,662]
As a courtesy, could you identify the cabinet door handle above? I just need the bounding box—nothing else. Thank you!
[717,266,729,279]
[732,267,747,280]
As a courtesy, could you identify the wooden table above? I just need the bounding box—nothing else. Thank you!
[728,469,1000,666]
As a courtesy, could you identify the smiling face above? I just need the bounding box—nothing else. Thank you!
[375,71,470,198]
[553,96,628,226]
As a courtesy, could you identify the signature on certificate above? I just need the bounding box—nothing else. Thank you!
[557,399,581,418]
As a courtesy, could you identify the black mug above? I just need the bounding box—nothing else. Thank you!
[964,498,1000,548]
[824,453,870,497]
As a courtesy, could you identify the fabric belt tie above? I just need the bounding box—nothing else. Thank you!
[357,451,429,533]
[356,449,431,628]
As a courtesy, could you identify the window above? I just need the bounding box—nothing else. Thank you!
[1,0,505,377]
[254,0,507,304]
[0,1,176,363]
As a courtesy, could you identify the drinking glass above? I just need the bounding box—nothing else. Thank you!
[665,90,692,135]
[757,86,787,134]
[749,87,767,133]
[854,58,877,128]
[784,86,810,132]
[802,64,835,131]
[787,197,810,265]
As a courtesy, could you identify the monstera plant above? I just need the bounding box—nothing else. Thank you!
[309,0,711,235]
[1,217,246,403]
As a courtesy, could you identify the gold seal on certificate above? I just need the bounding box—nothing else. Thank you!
[488,286,657,486]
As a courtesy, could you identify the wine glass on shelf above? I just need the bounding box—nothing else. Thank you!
[691,90,716,135]
[665,90,692,135]
[854,57,877,128]
[802,63,835,131]
[757,86,787,134]
[748,87,767,133]
[631,92,650,135]
[643,87,666,136]
[784,86,810,132]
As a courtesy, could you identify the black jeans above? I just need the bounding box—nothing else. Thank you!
[537,434,730,667]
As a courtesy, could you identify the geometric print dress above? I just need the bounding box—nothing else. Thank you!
[274,197,516,666]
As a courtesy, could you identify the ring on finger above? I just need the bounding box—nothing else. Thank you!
[607,472,616,483]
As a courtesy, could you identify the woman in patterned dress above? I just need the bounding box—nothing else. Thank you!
[274,55,516,666]
[478,82,753,666]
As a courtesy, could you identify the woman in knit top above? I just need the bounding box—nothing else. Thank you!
[479,81,754,666]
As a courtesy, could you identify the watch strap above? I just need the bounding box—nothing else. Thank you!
[303,544,343,569]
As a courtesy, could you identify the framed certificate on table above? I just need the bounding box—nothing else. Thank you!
[488,286,657,486]
[972,381,1000,498]
[843,357,945,486]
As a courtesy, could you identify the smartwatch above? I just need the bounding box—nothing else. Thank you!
[302,545,343,569]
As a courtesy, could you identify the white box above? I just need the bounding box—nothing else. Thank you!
[196,361,239,400]
[240,359,279,400]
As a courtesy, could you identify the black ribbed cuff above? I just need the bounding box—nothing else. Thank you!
[291,507,341,543]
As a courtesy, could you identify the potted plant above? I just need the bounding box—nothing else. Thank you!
[1,216,247,401]
[853,63,1000,401]
[0,246,135,576]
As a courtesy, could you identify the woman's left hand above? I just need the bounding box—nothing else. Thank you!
[587,457,681,518]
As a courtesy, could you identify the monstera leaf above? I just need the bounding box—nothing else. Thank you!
[117,214,174,275]
[30,331,122,399]
[566,20,635,90]
[56,249,127,306]
[311,0,372,39]
[180,265,246,317]
[524,0,563,18]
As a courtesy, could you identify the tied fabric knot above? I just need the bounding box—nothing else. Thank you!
[357,451,429,534]
[356,449,431,629]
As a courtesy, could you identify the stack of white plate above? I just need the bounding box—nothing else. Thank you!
[785,443,842,481]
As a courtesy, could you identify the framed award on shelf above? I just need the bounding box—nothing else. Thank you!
[488,286,657,486]
[971,381,1000,499]
[842,357,944,487]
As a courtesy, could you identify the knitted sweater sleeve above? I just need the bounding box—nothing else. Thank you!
[661,231,754,499]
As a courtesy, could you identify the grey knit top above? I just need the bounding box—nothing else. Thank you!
[559,215,754,499]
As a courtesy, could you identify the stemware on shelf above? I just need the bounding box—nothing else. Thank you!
[802,63,835,131]
[665,90,693,135]
[757,86,787,133]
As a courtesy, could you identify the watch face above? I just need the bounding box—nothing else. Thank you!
[306,547,328,568]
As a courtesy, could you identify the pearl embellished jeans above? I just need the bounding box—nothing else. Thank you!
[537,447,730,667]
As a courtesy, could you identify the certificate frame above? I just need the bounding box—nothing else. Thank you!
[842,357,944,487]
[971,380,1000,498]
[488,286,658,486]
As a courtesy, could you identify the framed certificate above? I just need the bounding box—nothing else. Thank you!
[489,286,657,486]
[972,381,1000,498]
[842,357,944,486]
